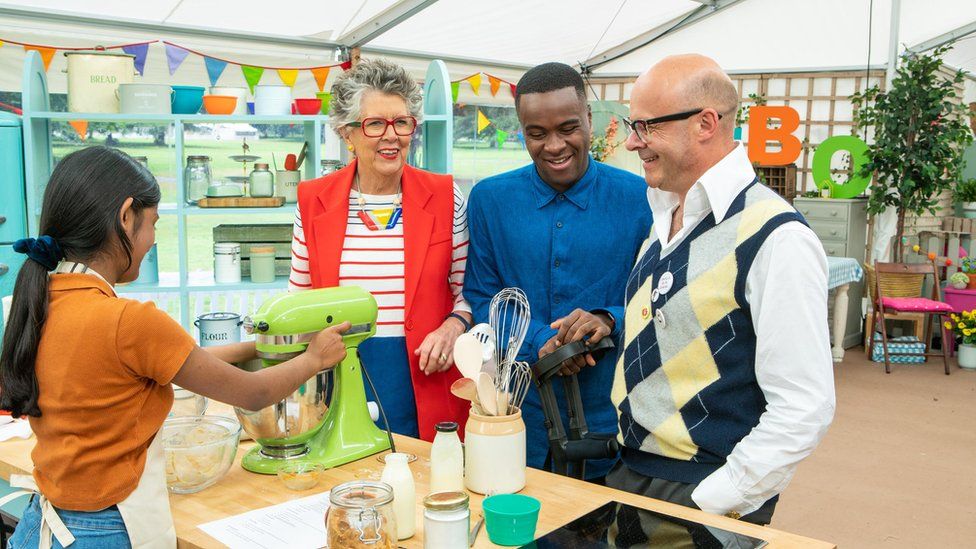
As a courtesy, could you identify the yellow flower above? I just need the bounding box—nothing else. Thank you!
[952,314,960,321]
[959,323,966,329]
[946,321,953,329]
[965,329,972,337]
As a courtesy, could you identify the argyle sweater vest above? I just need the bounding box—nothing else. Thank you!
[610,180,807,484]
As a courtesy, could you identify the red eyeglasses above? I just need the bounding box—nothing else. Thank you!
[346,116,418,137]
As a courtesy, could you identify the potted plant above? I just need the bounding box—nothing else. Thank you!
[953,178,976,218]
[850,44,975,262]
[962,258,976,289]
[945,311,976,369]
[949,271,970,290]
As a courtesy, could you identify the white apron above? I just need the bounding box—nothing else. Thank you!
[0,432,176,548]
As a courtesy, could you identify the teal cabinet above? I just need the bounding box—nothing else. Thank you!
[0,113,26,244]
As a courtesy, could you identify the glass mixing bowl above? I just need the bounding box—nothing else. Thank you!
[162,416,241,494]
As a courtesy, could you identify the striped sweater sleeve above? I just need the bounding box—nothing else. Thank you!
[451,183,472,315]
[288,204,312,291]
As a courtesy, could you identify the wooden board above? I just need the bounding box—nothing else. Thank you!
[0,424,835,548]
[197,197,286,208]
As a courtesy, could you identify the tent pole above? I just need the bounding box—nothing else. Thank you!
[886,0,901,88]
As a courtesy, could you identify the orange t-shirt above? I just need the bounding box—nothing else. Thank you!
[29,273,195,511]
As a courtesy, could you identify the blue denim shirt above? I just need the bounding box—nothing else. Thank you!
[465,158,652,478]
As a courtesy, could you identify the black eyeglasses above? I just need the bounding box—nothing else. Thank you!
[345,116,418,137]
[623,108,722,143]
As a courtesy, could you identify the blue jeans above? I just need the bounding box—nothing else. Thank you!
[8,497,130,548]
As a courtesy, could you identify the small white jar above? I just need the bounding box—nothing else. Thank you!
[213,242,241,284]
[423,491,469,549]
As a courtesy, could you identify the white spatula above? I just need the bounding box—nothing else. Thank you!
[453,333,485,380]
[469,324,498,379]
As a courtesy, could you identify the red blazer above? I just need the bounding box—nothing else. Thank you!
[297,159,468,441]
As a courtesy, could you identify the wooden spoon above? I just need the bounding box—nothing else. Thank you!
[477,372,498,416]
[450,377,479,405]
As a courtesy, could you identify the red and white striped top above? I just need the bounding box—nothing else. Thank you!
[289,184,471,337]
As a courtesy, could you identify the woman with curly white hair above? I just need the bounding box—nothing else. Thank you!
[289,58,471,440]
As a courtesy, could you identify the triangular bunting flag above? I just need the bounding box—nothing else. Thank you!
[477,110,491,133]
[204,56,228,86]
[488,75,501,97]
[24,46,56,71]
[311,67,331,92]
[277,69,299,88]
[495,129,508,148]
[0,40,4,48]
[241,65,265,94]
[451,82,460,103]
[69,120,88,141]
[467,74,482,95]
[510,83,517,97]
[340,60,352,71]
[165,43,190,75]
[122,43,149,75]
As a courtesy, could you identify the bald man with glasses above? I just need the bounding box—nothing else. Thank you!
[608,54,835,525]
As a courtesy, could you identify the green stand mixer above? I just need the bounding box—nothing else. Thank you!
[236,286,391,474]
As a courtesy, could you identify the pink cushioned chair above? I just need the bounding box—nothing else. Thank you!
[870,261,951,374]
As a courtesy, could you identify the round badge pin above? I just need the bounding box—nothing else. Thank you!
[651,288,660,303]
[657,272,674,295]
[641,305,650,320]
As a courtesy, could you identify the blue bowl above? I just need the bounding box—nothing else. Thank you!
[172,85,205,114]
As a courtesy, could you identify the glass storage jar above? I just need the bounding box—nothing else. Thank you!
[248,163,274,198]
[325,481,397,548]
[184,155,212,204]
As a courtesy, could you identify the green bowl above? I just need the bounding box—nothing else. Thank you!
[315,92,331,115]
[483,494,541,546]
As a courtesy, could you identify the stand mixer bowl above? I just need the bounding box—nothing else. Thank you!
[233,359,333,461]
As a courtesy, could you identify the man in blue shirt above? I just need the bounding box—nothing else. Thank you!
[465,62,653,482]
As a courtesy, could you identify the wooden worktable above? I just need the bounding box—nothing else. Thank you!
[0,432,833,548]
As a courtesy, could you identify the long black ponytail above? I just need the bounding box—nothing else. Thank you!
[0,146,160,417]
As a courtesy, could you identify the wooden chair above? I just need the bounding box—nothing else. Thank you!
[869,262,953,374]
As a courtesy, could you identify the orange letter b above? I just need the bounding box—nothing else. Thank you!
[747,106,801,166]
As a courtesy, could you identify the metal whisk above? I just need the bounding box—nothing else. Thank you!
[505,362,532,414]
[488,287,531,394]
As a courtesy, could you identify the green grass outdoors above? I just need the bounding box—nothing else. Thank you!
[50,133,530,273]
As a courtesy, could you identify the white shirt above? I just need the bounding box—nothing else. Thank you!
[646,143,836,517]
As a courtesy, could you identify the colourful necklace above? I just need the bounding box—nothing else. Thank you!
[355,174,402,231]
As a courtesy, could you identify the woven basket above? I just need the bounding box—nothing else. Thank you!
[864,263,925,302]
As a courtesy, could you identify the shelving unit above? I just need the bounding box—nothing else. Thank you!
[18,52,454,330]
[19,51,319,329]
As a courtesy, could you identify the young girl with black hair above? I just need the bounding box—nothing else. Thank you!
[0,146,349,548]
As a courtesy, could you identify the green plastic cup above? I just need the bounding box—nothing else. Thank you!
[316,92,331,115]
[483,494,541,546]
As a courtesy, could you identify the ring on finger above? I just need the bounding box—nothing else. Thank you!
[439,353,448,362]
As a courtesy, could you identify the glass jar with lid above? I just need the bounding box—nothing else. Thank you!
[423,491,469,549]
[184,155,212,204]
[249,163,275,198]
[325,481,397,548]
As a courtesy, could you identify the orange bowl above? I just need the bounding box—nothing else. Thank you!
[203,95,238,115]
